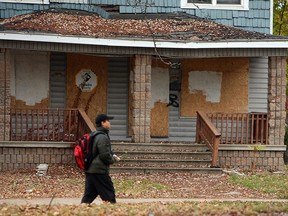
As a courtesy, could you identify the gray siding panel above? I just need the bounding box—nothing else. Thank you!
[50,52,67,108]
[248,57,268,112]
[107,57,129,140]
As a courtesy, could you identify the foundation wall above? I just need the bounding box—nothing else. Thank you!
[0,143,74,171]
[218,149,285,171]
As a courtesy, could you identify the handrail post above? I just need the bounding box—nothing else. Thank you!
[211,136,220,167]
[196,112,201,143]
[196,111,221,167]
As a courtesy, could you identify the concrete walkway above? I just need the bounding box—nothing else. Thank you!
[1,198,288,205]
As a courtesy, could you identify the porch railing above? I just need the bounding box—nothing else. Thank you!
[196,111,269,167]
[196,111,221,167]
[10,108,96,142]
[206,112,269,144]
[10,108,79,142]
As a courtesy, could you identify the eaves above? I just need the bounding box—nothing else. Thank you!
[0,31,287,58]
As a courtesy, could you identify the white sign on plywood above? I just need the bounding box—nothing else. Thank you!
[151,67,169,108]
[76,69,97,92]
[188,71,222,103]
[13,52,49,106]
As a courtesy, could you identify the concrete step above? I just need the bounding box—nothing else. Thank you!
[110,167,222,174]
[112,159,212,168]
[112,143,209,152]
[110,142,221,174]
[116,151,212,160]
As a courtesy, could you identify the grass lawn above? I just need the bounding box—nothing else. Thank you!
[1,165,287,215]
[228,166,288,199]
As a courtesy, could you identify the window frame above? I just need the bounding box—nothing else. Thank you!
[0,0,49,4]
[180,0,249,10]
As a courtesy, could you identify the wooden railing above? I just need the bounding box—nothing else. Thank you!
[10,108,97,143]
[206,112,269,144]
[10,108,79,142]
[196,111,221,167]
[196,111,269,167]
[77,108,96,138]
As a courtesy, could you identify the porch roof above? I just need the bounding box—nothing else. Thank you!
[0,8,288,50]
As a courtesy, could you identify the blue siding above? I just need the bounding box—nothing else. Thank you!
[0,0,272,34]
[0,3,109,18]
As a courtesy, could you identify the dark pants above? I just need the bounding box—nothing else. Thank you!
[81,173,116,204]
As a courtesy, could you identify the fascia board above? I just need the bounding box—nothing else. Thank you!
[1,32,288,49]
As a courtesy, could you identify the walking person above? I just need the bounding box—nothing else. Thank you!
[81,114,120,204]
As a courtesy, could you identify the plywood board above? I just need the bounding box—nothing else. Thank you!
[150,102,169,137]
[66,54,108,122]
[11,52,50,108]
[150,60,169,137]
[181,58,249,116]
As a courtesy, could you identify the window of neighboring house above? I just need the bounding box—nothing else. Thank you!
[181,0,249,10]
[0,0,49,4]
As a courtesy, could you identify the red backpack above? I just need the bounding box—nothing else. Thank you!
[74,131,103,171]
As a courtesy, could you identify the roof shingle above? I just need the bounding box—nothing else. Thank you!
[0,9,286,42]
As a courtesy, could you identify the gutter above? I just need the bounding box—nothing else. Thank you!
[1,32,288,49]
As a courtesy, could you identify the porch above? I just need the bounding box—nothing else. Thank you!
[7,108,270,144]
[1,108,285,172]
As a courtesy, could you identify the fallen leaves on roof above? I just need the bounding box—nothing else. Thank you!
[0,9,283,41]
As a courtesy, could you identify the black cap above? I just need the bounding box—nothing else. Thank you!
[95,114,114,125]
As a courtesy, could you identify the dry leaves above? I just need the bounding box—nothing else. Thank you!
[0,9,279,41]
[0,164,275,200]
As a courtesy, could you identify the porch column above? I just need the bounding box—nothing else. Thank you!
[131,55,151,143]
[268,56,286,145]
[0,49,10,141]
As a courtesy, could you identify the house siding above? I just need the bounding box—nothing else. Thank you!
[50,52,67,108]
[0,0,271,33]
[248,57,268,112]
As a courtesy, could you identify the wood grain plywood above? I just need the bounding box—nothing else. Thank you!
[150,58,169,137]
[66,53,108,121]
[181,58,249,116]
[150,101,168,137]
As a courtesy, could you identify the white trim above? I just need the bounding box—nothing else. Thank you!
[1,32,288,49]
[181,0,249,10]
[0,0,49,4]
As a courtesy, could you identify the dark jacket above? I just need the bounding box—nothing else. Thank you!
[86,127,115,174]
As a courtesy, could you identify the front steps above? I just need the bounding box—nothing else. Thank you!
[111,142,222,174]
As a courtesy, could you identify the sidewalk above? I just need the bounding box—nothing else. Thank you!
[1,198,288,205]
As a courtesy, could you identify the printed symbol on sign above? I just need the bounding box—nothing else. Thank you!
[82,73,91,82]
[76,69,97,92]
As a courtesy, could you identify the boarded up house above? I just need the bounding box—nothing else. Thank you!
[0,0,287,172]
